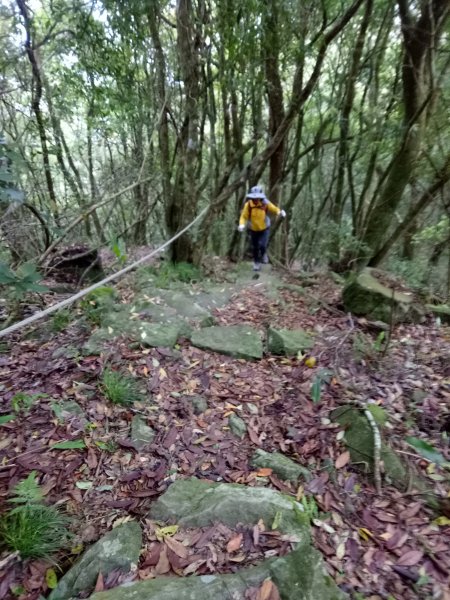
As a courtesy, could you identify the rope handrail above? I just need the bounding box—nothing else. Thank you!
[0,206,208,339]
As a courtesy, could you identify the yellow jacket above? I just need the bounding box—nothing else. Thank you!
[239,199,281,231]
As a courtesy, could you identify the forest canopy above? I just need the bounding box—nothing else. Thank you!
[0,0,449,291]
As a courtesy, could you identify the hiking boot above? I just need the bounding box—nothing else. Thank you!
[262,253,269,264]
[253,262,261,271]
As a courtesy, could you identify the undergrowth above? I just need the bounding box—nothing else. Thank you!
[0,472,71,558]
[101,368,143,405]
[145,261,202,288]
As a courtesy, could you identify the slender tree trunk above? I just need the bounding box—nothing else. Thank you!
[361,0,449,260]
[16,0,58,220]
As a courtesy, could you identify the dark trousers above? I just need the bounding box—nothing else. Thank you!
[249,228,270,263]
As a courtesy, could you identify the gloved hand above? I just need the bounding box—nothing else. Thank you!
[280,209,286,218]
[238,224,246,232]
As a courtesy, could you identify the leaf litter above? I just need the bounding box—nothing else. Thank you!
[0,265,449,599]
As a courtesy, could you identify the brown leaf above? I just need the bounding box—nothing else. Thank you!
[226,533,243,553]
[335,451,350,469]
[396,550,424,567]
[94,572,104,593]
[164,536,188,559]
[256,578,281,600]
[154,545,171,574]
[256,468,273,477]
[87,447,98,470]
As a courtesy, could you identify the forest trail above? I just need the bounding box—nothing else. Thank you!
[1,261,450,599]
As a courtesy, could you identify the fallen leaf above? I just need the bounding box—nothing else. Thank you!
[226,533,243,553]
[154,546,171,574]
[155,525,179,541]
[164,536,188,559]
[396,550,424,567]
[256,578,280,600]
[94,572,104,592]
[335,451,350,469]
[358,527,374,541]
[256,468,273,477]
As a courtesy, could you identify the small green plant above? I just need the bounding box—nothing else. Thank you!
[101,368,143,405]
[0,472,71,558]
[310,369,333,404]
[51,309,73,332]
[0,262,48,300]
[111,239,127,265]
[11,392,47,415]
[145,261,202,288]
[301,495,319,521]
[80,286,117,325]
[352,331,386,363]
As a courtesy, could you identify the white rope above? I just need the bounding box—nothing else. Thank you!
[0,206,208,339]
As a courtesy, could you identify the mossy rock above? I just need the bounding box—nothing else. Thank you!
[191,325,263,359]
[267,328,314,356]
[251,449,311,482]
[84,479,343,600]
[331,405,409,489]
[343,268,423,323]
[50,522,142,600]
[426,304,450,324]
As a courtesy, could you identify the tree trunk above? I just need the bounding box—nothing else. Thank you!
[361,0,449,260]
[16,0,59,220]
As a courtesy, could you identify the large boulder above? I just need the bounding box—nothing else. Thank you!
[343,268,423,323]
[267,328,314,356]
[88,479,344,600]
[191,325,263,359]
[49,522,142,600]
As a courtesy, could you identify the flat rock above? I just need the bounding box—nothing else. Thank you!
[134,322,183,347]
[85,479,345,600]
[131,415,155,450]
[49,522,142,600]
[251,449,311,482]
[191,325,263,359]
[267,328,314,356]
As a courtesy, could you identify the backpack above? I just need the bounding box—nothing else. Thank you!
[247,199,268,220]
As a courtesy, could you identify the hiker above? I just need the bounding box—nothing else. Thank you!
[238,185,286,271]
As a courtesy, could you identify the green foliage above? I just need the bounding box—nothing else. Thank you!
[406,436,446,465]
[352,331,386,363]
[310,369,333,404]
[101,368,143,405]
[11,392,47,415]
[366,404,387,426]
[111,238,127,265]
[301,495,319,521]
[414,216,449,244]
[80,286,117,325]
[9,472,44,505]
[51,309,73,332]
[146,261,202,288]
[0,262,48,300]
[0,472,71,558]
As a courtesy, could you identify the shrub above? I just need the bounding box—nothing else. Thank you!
[0,472,71,559]
[101,368,143,405]
[80,286,117,325]
[51,309,73,332]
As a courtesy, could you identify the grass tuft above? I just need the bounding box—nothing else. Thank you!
[101,368,143,405]
[0,471,71,559]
